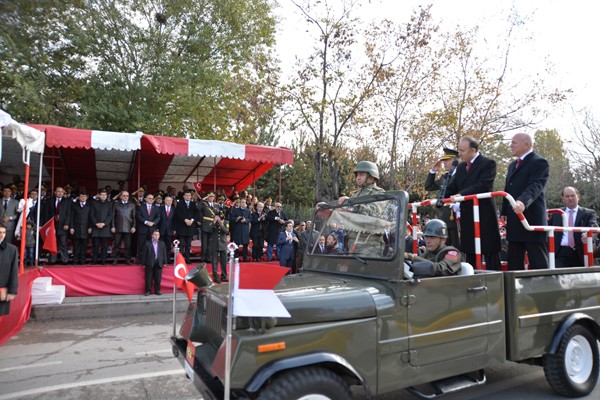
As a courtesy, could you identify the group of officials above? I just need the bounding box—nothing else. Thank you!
[425,132,598,270]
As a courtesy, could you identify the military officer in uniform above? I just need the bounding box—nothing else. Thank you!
[210,214,229,283]
[424,147,460,248]
[199,192,218,262]
[404,219,462,277]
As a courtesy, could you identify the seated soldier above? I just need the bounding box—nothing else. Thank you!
[404,219,461,277]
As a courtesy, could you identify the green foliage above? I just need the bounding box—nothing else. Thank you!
[533,129,573,208]
[0,0,279,141]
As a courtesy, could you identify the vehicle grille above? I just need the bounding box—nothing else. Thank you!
[205,293,227,338]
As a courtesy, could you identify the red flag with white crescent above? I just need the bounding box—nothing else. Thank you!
[40,218,58,255]
[174,253,195,302]
[233,264,290,317]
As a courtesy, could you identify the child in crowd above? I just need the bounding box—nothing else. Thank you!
[25,220,36,266]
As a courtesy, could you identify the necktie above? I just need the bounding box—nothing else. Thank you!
[147,205,151,213]
[81,202,85,208]
[516,158,522,168]
[55,199,60,222]
[186,201,189,208]
[166,207,170,217]
[568,209,575,248]
[3,200,7,210]
[321,245,324,252]
[466,162,472,172]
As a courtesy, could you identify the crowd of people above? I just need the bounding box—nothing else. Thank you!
[0,179,314,292]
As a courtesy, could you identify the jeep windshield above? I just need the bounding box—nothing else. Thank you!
[301,190,408,280]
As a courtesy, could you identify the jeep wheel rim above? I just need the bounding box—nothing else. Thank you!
[565,334,594,384]
[298,395,331,400]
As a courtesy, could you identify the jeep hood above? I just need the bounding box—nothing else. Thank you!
[272,272,379,326]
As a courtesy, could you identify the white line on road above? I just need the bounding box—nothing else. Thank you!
[0,361,63,373]
[0,369,184,400]
[135,349,173,356]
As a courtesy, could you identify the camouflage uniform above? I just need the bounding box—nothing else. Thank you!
[348,183,386,257]
[406,246,461,277]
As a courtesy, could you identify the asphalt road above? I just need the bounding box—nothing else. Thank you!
[1,314,599,400]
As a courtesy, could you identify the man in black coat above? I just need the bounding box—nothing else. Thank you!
[174,190,198,264]
[41,186,71,265]
[501,132,550,270]
[69,192,92,265]
[266,202,287,261]
[0,225,19,316]
[549,186,598,267]
[139,229,168,295]
[158,195,176,264]
[136,193,161,262]
[250,202,267,261]
[90,189,114,265]
[447,136,501,270]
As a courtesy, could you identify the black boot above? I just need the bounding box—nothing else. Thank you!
[213,274,221,284]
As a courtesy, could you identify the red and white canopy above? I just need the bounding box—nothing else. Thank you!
[18,124,293,193]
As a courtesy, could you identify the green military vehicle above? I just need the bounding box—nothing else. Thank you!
[171,191,600,399]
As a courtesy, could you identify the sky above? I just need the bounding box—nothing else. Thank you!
[273,0,600,148]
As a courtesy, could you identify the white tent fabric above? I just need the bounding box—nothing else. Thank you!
[91,130,143,151]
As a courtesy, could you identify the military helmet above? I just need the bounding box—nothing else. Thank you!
[354,161,380,180]
[423,219,448,238]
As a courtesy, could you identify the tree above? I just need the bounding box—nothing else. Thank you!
[0,0,279,141]
[570,111,600,210]
[533,129,573,208]
[286,0,403,203]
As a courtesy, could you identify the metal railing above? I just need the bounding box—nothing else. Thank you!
[409,191,600,270]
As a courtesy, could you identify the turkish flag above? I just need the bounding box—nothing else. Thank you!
[174,253,195,302]
[40,219,58,255]
[192,182,202,193]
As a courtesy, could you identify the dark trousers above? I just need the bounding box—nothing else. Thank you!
[178,235,192,263]
[161,234,173,264]
[251,235,264,261]
[72,238,88,264]
[201,230,212,261]
[92,237,108,264]
[507,241,549,270]
[145,262,162,293]
[465,252,501,271]
[211,250,227,277]
[50,233,69,264]
[235,244,248,261]
[113,232,132,262]
[137,231,151,259]
[555,246,583,268]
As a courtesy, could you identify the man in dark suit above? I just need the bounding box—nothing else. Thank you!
[1,185,20,244]
[550,186,598,267]
[139,229,168,295]
[277,220,299,271]
[447,136,501,270]
[136,193,161,262]
[90,189,114,265]
[266,202,287,261]
[174,190,197,264]
[501,132,550,270]
[424,147,460,248]
[69,192,92,265]
[0,224,19,316]
[158,195,176,264]
[42,186,72,265]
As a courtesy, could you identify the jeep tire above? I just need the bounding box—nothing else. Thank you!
[258,366,352,400]
[543,324,599,397]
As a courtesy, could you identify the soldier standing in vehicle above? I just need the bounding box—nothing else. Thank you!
[404,219,462,277]
[332,161,386,256]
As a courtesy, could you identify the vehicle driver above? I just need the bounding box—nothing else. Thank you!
[404,219,462,277]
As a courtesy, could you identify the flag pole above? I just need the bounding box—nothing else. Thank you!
[224,242,238,400]
[172,240,180,337]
